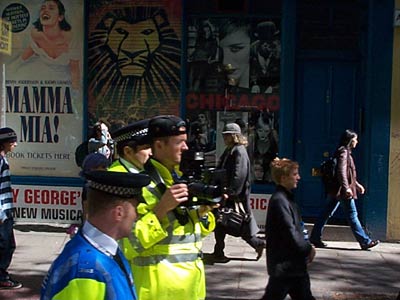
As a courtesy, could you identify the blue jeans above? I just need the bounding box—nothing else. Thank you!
[0,218,16,280]
[310,195,371,246]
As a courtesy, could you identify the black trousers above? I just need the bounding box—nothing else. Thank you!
[261,274,315,300]
[0,219,16,280]
[213,223,264,256]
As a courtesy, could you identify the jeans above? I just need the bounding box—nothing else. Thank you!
[0,218,16,280]
[310,195,371,246]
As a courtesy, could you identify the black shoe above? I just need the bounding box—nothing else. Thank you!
[212,253,230,263]
[310,239,327,248]
[361,240,380,250]
[0,277,22,290]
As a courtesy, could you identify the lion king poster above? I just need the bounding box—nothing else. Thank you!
[1,0,84,177]
[87,0,182,127]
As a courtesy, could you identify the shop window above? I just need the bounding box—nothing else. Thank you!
[249,1,282,15]
[185,16,281,184]
[186,0,281,15]
[297,0,365,50]
[217,0,247,12]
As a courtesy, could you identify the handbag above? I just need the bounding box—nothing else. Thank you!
[218,201,249,237]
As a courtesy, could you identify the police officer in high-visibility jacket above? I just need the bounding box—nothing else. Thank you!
[120,115,218,300]
[108,119,151,174]
[40,171,150,300]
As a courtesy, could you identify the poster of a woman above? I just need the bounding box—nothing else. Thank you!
[218,19,251,90]
[252,111,279,182]
[188,19,219,92]
[20,0,80,90]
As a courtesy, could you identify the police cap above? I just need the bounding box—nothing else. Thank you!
[112,119,149,145]
[83,170,150,198]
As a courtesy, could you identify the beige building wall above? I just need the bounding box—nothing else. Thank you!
[388,0,400,240]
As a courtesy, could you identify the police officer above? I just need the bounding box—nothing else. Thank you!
[41,171,150,300]
[109,119,151,173]
[120,115,217,300]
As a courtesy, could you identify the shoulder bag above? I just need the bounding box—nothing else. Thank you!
[217,201,249,237]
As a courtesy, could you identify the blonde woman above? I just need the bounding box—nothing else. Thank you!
[213,123,265,262]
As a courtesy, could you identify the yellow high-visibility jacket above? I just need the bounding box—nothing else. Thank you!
[108,158,141,173]
[120,159,216,300]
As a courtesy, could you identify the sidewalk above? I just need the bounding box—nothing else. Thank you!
[202,235,400,300]
[0,225,69,300]
[1,224,399,300]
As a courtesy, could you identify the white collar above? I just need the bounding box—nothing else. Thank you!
[82,221,118,256]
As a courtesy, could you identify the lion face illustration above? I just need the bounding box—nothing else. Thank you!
[106,18,160,77]
[88,7,181,122]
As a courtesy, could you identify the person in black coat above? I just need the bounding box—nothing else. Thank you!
[261,158,316,300]
[212,123,265,263]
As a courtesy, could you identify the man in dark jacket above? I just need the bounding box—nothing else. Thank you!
[261,158,316,300]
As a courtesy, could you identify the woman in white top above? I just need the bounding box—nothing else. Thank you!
[21,0,80,90]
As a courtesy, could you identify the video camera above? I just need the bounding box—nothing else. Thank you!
[177,150,227,207]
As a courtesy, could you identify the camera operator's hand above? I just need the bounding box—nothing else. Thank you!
[153,183,189,220]
[198,204,220,218]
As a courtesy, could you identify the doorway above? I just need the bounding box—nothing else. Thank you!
[294,58,360,217]
[293,0,366,218]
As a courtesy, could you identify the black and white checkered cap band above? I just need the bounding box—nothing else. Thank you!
[88,180,142,198]
[0,132,17,140]
[114,128,148,143]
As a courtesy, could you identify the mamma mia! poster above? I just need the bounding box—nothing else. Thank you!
[1,0,84,177]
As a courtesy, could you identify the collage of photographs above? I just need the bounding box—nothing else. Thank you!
[186,17,281,183]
